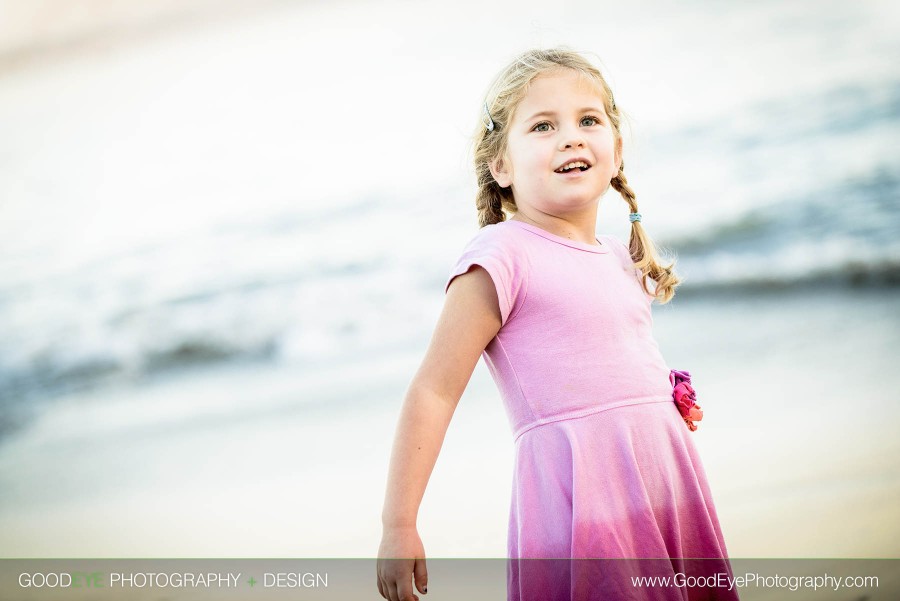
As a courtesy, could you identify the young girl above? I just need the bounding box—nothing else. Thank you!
[377,48,738,601]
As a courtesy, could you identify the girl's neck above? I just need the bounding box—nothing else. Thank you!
[511,210,599,247]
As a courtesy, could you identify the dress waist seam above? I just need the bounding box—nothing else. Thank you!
[512,397,673,442]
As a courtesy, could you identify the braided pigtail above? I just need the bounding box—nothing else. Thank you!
[475,159,510,227]
[610,167,682,304]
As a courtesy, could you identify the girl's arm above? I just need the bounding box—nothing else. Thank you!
[377,266,501,601]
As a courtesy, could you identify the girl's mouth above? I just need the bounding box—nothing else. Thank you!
[554,160,591,174]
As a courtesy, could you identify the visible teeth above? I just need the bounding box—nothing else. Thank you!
[558,161,589,172]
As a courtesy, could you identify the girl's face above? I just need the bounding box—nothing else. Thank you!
[490,69,622,217]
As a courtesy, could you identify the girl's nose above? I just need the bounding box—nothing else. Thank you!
[558,130,586,150]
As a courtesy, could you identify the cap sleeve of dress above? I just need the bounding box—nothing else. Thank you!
[444,225,528,327]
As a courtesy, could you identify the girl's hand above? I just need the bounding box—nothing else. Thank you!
[376,526,428,601]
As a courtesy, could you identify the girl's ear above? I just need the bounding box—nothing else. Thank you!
[489,157,512,188]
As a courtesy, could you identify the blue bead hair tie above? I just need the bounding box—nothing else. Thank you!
[629,212,642,223]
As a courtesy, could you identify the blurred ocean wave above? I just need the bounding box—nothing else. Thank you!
[666,162,900,293]
[2,168,897,413]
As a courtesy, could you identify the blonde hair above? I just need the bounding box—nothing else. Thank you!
[472,47,681,304]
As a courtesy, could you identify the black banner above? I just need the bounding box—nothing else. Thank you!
[2,558,896,600]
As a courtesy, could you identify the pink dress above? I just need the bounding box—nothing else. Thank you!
[445,220,739,600]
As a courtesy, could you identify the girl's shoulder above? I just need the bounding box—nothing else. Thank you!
[598,232,637,271]
[598,233,658,299]
[456,220,530,256]
[469,219,525,241]
[597,233,630,254]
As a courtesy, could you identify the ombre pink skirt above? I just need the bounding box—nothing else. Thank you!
[507,399,739,600]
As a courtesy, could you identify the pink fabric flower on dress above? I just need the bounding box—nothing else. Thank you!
[669,369,703,431]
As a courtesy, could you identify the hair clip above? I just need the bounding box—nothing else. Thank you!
[629,212,642,223]
[483,102,495,132]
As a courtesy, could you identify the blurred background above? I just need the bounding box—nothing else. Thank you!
[0,0,898,559]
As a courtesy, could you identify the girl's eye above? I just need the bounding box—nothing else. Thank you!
[532,116,601,132]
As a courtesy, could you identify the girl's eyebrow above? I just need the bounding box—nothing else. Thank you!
[523,107,605,122]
